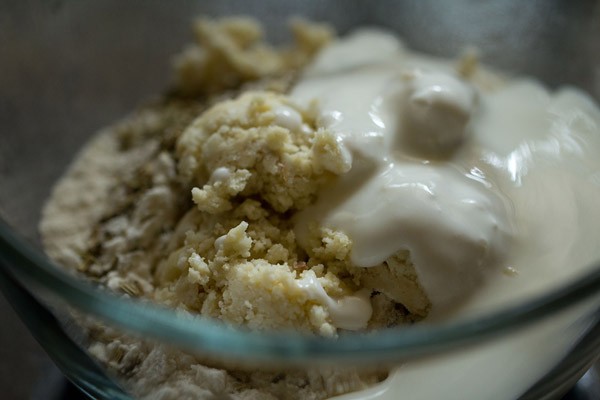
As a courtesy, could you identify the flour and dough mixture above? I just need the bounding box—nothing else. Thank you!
[40,14,600,400]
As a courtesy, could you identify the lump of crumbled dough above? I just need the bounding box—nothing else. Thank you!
[303,226,430,318]
[305,226,353,263]
[153,201,351,336]
[349,252,431,317]
[173,17,333,96]
[177,91,345,212]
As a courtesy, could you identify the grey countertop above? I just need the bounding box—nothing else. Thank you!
[0,292,65,400]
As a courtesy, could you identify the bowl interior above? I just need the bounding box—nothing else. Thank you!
[1,0,600,363]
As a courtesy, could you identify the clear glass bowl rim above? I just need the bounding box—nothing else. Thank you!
[1,218,599,364]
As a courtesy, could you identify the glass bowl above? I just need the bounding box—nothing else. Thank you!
[1,1,600,399]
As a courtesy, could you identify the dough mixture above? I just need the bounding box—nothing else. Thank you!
[40,16,600,400]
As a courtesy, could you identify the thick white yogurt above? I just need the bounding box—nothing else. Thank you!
[293,30,514,315]
[291,30,600,399]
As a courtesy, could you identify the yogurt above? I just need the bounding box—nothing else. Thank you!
[291,30,600,398]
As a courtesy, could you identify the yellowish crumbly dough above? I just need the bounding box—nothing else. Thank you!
[174,17,333,96]
[40,16,430,400]
[177,91,341,212]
